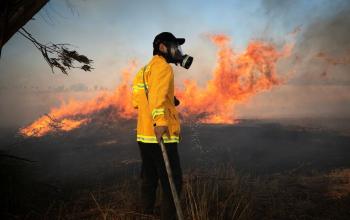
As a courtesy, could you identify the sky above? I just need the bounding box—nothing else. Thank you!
[0,0,350,127]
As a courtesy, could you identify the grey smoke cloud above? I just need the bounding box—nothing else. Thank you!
[262,0,350,85]
[300,1,350,54]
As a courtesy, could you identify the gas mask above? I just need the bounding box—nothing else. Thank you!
[163,42,193,69]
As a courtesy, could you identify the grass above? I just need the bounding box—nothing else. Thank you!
[183,165,252,220]
[15,164,252,220]
[2,158,350,220]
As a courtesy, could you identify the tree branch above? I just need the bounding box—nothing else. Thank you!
[18,27,93,75]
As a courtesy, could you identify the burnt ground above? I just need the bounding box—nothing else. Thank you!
[1,119,350,219]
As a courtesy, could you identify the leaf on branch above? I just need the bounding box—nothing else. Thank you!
[62,48,92,64]
[19,28,94,75]
[81,64,93,71]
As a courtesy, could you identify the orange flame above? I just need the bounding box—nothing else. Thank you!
[20,61,137,137]
[177,34,292,123]
[20,34,292,137]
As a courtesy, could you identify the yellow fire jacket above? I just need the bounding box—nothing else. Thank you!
[132,55,180,143]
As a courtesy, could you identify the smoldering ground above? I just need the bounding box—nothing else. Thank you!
[1,117,350,219]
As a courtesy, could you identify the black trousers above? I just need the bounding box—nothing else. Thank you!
[138,142,183,220]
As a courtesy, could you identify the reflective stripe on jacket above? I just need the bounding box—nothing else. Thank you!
[132,55,180,143]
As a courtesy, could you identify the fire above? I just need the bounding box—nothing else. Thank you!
[20,34,292,137]
[19,61,137,137]
[177,34,292,123]
[19,116,88,137]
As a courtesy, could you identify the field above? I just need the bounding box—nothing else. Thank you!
[1,119,350,219]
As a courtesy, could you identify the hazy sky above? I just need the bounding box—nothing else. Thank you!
[0,0,349,127]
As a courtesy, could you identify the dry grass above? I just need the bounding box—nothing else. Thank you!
[40,165,253,220]
[326,168,350,199]
[4,164,350,219]
[183,165,252,220]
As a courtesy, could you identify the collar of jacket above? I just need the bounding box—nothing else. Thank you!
[154,54,168,63]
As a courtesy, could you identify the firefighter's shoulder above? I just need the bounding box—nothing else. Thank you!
[151,56,172,76]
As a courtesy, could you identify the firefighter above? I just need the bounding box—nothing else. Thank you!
[132,32,193,219]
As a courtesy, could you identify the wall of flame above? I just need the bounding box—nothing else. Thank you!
[20,34,293,137]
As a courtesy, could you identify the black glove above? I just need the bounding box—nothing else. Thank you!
[174,96,180,106]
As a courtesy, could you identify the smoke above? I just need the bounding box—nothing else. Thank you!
[300,2,350,54]
[241,0,350,119]
[262,0,299,18]
[262,0,350,84]
[262,0,350,51]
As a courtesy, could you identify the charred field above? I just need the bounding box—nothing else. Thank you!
[1,118,350,219]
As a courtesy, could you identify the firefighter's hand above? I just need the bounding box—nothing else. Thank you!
[174,96,180,106]
[154,126,170,144]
